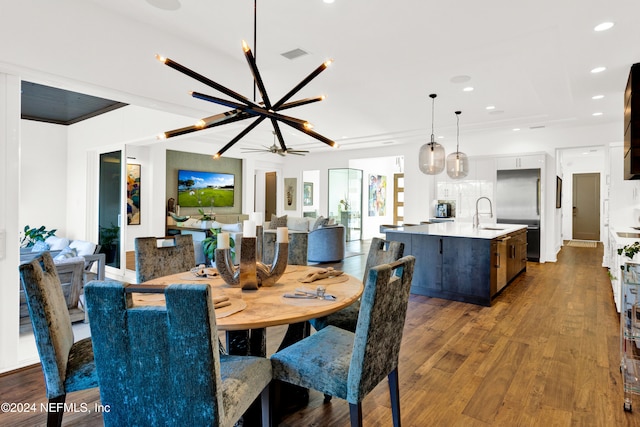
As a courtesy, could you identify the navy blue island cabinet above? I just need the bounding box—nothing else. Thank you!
[385,223,527,306]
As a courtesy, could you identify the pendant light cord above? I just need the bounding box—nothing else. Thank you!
[455,110,462,159]
[456,113,460,152]
[430,96,435,143]
[253,0,257,102]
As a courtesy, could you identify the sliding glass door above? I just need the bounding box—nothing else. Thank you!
[98,151,122,269]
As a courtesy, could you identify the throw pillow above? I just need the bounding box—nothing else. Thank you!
[69,240,97,257]
[288,216,311,231]
[54,246,78,261]
[31,241,50,252]
[45,236,70,251]
[221,222,242,232]
[269,214,288,229]
[312,216,329,230]
[53,255,85,265]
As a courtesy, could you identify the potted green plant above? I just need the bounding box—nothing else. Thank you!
[20,225,57,248]
[198,208,215,229]
[99,223,120,264]
[619,242,640,272]
[202,227,235,265]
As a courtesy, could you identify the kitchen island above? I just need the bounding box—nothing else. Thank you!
[385,222,528,306]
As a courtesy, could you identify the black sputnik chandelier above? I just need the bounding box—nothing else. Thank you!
[156,6,337,159]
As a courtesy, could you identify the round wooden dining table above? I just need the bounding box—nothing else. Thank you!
[136,264,362,421]
[135,264,363,352]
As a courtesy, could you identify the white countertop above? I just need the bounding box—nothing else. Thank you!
[384,222,528,240]
[610,226,640,246]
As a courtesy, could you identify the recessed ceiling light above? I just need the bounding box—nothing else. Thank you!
[486,105,495,110]
[323,0,335,3]
[592,94,605,100]
[145,0,181,10]
[463,87,474,92]
[437,135,445,139]
[591,66,606,74]
[594,22,614,32]
[512,128,521,131]
[450,75,471,83]
[592,112,603,116]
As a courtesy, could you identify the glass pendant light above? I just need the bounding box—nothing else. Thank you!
[419,93,446,175]
[446,110,469,179]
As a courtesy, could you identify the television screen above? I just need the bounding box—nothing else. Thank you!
[177,170,235,208]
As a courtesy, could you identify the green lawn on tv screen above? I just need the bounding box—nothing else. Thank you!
[178,188,234,207]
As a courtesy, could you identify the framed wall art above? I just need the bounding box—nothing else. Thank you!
[127,164,141,225]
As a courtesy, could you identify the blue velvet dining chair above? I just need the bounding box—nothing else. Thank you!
[134,235,196,283]
[309,237,404,332]
[271,255,416,427]
[19,252,99,427]
[84,280,272,427]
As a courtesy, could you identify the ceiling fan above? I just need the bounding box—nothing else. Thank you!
[242,132,309,156]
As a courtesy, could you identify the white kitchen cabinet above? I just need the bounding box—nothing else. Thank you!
[496,154,545,170]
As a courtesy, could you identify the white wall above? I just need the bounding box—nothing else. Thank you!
[19,121,68,237]
[608,144,640,228]
[1,73,27,372]
[350,156,401,239]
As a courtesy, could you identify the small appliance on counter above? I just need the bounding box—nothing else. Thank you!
[435,202,452,218]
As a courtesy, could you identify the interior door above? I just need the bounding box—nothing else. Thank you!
[572,173,600,241]
[265,171,276,220]
[393,173,404,225]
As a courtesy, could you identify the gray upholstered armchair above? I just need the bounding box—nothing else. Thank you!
[307,224,346,263]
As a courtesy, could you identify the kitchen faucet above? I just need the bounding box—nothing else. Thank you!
[473,196,493,228]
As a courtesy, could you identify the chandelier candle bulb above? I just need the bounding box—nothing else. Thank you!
[243,220,256,238]
[217,232,230,250]
[277,227,289,243]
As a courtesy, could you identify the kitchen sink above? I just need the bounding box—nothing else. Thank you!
[617,232,640,239]
[481,227,505,231]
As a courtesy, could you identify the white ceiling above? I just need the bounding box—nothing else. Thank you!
[2,0,639,156]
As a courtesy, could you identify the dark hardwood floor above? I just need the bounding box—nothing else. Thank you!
[2,241,639,426]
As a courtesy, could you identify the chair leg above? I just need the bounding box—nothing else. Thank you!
[323,393,333,403]
[47,394,66,427]
[261,385,271,427]
[388,368,401,427]
[349,402,363,427]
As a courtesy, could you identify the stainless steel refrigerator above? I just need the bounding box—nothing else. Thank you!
[496,168,541,262]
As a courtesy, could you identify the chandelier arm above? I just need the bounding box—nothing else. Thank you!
[161,124,202,139]
[275,96,324,111]
[191,91,309,128]
[271,121,288,152]
[158,56,260,108]
[214,116,266,159]
[282,121,336,147]
[161,111,252,139]
[242,42,273,109]
[272,60,332,109]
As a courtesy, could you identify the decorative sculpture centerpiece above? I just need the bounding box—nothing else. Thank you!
[215,221,288,290]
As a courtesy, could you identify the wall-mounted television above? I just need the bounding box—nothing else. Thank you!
[177,169,235,208]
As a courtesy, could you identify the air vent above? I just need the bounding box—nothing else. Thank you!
[281,48,309,60]
[529,125,546,129]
